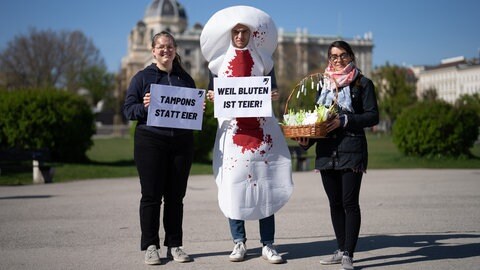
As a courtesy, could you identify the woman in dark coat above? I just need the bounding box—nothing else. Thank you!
[296,40,379,270]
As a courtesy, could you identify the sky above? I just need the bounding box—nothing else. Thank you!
[1,0,479,73]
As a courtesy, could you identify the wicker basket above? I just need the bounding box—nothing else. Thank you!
[280,73,338,138]
[281,121,328,138]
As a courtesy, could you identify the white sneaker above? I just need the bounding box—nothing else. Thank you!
[167,247,192,263]
[229,242,247,262]
[320,249,344,265]
[262,244,284,264]
[341,255,354,270]
[144,245,161,265]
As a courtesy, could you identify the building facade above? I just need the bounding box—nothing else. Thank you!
[121,0,374,89]
[413,56,480,103]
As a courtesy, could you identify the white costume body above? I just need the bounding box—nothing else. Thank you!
[200,6,293,220]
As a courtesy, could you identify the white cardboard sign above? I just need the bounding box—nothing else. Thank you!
[213,76,272,118]
[147,84,205,130]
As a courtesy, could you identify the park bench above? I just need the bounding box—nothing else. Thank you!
[0,148,54,184]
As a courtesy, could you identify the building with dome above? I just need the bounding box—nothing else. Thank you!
[120,0,205,88]
[120,0,374,90]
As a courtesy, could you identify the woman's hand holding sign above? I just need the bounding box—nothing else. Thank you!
[143,92,151,108]
[271,89,279,101]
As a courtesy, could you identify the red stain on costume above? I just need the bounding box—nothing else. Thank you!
[252,30,266,45]
[252,22,269,46]
[225,49,254,77]
[227,49,272,155]
[233,117,264,153]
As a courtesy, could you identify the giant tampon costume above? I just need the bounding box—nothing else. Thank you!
[200,6,293,220]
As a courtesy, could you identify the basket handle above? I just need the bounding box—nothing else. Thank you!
[283,73,339,115]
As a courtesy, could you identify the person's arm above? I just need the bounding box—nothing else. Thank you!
[123,74,148,121]
[293,136,318,151]
[207,71,215,90]
[266,68,279,100]
[207,71,215,102]
[344,78,379,130]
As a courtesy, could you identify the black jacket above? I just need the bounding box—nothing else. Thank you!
[123,63,197,137]
[311,75,379,171]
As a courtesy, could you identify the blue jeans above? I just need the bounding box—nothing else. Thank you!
[228,215,275,245]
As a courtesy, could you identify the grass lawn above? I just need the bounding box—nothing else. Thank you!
[1,133,479,185]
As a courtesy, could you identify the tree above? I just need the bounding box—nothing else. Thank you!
[79,65,115,107]
[372,64,417,131]
[455,93,480,119]
[421,87,438,101]
[0,28,105,92]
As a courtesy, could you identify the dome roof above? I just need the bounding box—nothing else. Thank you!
[144,0,186,20]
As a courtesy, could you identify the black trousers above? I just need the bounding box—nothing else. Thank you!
[134,128,193,250]
[320,169,363,257]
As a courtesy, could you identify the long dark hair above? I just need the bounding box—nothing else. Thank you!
[328,40,356,63]
[151,31,185,71]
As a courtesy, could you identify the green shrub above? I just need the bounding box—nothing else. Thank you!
[392,100,480,158]
[128,120,137,139]
[0,89,95,162]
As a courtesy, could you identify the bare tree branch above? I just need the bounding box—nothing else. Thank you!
[0,28,105,91]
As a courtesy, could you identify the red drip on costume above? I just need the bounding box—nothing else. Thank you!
[227,49,272,155]
[233,117,264,153]
[225,49,254,77]
[252,30,266,44]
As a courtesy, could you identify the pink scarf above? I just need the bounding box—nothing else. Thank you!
[324,62,359,88]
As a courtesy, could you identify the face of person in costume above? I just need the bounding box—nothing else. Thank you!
[152,34,176,70]
[329,47,352,72]
[231,24,251,49]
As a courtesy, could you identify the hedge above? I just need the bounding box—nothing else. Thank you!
[0,89,95,162]
[392,100,479,158]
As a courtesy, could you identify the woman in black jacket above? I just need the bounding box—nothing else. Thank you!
[123,31,196,265]
[296,40,379,270]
